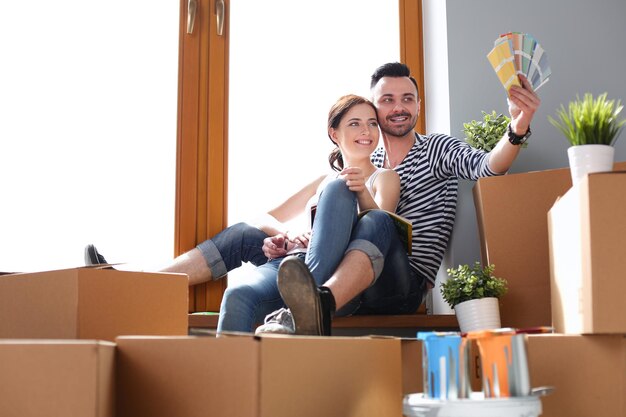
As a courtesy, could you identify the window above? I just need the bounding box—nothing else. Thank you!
[0,1,179,272]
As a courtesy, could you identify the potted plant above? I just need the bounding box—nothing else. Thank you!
[548,93,626,185]
[441,262,508,332]
[463,111,512,152]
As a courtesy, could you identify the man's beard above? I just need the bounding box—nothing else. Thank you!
[380,115,417,137]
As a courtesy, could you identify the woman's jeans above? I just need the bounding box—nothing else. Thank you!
[198,179,426,333]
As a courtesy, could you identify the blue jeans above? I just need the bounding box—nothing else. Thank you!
[201,179,425,332]
[196,222,269,280]
[307,179,425,316]
[217,179,363,332]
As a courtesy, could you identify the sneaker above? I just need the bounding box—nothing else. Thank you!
[84,244,108,266]
[276,256,336,336]
[254,308,295,335]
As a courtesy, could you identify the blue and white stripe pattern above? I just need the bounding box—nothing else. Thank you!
[372,132,499,286]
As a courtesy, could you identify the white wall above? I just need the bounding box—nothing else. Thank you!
[427,0,626,268]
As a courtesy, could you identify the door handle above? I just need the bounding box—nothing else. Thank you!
[187,0,197,34]
[215,0,224,36]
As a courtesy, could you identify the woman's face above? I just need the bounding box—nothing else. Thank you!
[330,103,380,159]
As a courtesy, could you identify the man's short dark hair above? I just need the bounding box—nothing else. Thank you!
[370,62,419,95]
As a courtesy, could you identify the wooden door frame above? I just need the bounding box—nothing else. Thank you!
[175,0,229,312]
[399,0,426,135]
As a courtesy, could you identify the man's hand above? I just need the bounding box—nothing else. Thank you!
[508,74,541,135]
[262,231,311,260]
[262,234,289,260]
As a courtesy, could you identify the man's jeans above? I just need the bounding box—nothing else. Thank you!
[198,179,425,333]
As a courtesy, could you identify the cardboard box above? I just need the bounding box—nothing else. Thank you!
[0,267,188,341]
[473,161,626,329]
[0,339,115,417]
[527,334,626,417]
[473,167,572,329]
[548,172,626,334]
[116,334,402,417]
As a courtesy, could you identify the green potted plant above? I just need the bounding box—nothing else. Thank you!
[441,262,508,332]
[548,93,626,185]
[463,111,512,152]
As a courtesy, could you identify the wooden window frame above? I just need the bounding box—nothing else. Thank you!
[175,0,230,312]
[400,0,426,135]
[176,0,424,312]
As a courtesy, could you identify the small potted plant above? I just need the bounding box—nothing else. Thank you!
[441,262,508,332]
[548,93,626,185]
[463,111,512,152]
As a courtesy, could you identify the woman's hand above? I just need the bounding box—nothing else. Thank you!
[291,231,311,249]
[339,167,366,194]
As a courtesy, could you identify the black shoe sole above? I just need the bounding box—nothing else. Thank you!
[85,244,106,266]
[277,256,323,336]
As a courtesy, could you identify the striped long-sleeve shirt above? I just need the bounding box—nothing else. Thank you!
[372,132,500,286]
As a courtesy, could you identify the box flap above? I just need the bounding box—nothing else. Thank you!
[96,342,115,417]
[583,172,626,331]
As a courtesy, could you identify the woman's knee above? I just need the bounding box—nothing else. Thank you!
[321,178,353,200]
[316,179,357,218]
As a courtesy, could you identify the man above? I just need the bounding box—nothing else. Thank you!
[256,62,539,335]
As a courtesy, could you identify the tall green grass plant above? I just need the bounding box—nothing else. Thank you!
[548,93,626,146]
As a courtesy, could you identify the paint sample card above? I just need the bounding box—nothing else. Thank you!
[487,32,551,92]
[487,41,521,91]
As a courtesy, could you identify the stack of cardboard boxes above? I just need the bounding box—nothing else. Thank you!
[116,335,411,417]
[473,163,626,417]
[0,266,424,417]
[0,267,189,417]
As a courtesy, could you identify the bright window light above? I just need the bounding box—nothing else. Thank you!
[0,1,179,272]
[229,0,399,226]
[228,0,399,279]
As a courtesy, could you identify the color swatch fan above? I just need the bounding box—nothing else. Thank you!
[487,32,551,92]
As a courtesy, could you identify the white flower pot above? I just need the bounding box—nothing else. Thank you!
[454,297,501,333]
[567,144,615,186]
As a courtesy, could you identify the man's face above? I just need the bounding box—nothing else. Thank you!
[372,76,420,138]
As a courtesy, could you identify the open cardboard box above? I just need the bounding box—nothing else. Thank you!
[116,333,404,417]
[0,267,188,341]
[0,339,115,417]
[473,161,626,329]
[548,171,626,334]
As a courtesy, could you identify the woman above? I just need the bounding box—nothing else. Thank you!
[218,94,400,333]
